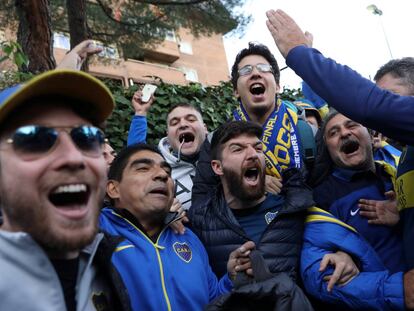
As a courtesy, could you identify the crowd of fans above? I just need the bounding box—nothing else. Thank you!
[0,8,413,311]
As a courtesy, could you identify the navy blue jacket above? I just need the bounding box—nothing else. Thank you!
[286,46,414,145]
[189,169,313,279]
[313,162,405,273]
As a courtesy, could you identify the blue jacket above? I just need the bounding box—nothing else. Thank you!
[286,46,414,268]
[286,46,414,145]
[301,207,404,310]
[99,207,232,311]
[313,162,405,273]
[127,115,147,145]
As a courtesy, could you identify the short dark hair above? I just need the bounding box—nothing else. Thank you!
[308,110,339,186]
[210,121,263,160]
[374,57,414,95]
[230,42,280,90]
[108,143,161,182]
[167,103,203,119]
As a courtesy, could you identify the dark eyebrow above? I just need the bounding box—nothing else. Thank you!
[129,158,154,168]
[161,161,171,171]
[129,158,171,172]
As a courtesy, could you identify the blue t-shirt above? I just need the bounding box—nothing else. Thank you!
[231,194,284,245]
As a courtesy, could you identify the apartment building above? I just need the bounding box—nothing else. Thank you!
[54,27,230,86]
[1,25,230,86]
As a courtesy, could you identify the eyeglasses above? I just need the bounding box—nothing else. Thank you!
[3,125,105,160]
[238,63,273,76]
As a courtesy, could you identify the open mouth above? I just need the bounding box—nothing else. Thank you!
[179,132,195,143]
[249,83,266,95]
[49,184,90,207]
[149,186,168,196]
[244,167,259,182]
[340,139,360,154]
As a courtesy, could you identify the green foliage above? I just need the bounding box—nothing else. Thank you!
[0,41,29,71]
[104,80,303,151]
[0,41,33,89]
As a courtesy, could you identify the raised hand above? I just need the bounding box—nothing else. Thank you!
[57,39,102,70]
[266,9,311,58]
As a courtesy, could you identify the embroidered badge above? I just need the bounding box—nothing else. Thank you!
[265,211,278,224]
[173,242,192,263]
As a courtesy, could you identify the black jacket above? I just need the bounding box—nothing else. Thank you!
[188,169,314,279]
[206,250,313,311]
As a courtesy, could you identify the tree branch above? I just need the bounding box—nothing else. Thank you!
[95,0,166,28]
[131,0,209,6]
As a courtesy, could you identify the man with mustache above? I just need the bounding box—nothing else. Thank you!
[312,111,405,274]
[99,143,254,311]
[266,9,414,308]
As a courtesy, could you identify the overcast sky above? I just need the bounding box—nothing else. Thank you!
[223,0,414,89]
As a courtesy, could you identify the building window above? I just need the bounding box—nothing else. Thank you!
[179,41,193,55]
[53,33,118,59]
[96,43,119,59]
[165,30,176,42]
[53,32,70,50]
[181,67,198,82]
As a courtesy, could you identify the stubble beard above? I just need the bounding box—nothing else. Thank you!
[1,194,100,255]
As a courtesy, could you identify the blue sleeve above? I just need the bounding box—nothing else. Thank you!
[286,46,414,145]
[301,221,404,310]
[127,115,147,145]
[210,272,233,300]
[301,81,326,110]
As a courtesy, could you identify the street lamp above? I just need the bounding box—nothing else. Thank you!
[367,4,393,58]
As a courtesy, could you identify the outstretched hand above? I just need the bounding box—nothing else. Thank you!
[266,9,311,58]
[57,39,102,70]
[359,191,399,226]
[227,241,256,280]
[320,250,360,292]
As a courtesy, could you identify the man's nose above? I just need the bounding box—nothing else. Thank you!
[246,145,259,159]
[153,166,169,181]
[52,132,86,170]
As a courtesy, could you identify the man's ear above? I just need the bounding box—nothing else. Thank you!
[203,123,208,134]
[211,160,224,176]
[234,88,240,99]
[275,83,281,94]
[107,180,120,200]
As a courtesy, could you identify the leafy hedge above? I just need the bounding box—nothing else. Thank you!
[0,65,303,151]
[104,80,303,151]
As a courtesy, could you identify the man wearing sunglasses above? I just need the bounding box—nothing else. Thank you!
[0,70,130,310]
[192,42,313,206]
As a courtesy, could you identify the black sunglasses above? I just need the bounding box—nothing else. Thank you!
[4,125,105,160]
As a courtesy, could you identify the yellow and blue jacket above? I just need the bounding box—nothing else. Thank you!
[99,207,232,311]
[301,207,404,310]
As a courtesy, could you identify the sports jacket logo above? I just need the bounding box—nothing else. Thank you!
[265,211,278,224]
[173,242,192,263]
[350,208,360,216]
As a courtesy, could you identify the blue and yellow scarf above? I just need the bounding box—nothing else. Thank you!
[233,98,302,179]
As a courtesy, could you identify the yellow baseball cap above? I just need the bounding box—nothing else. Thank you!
[0,69,114,125]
